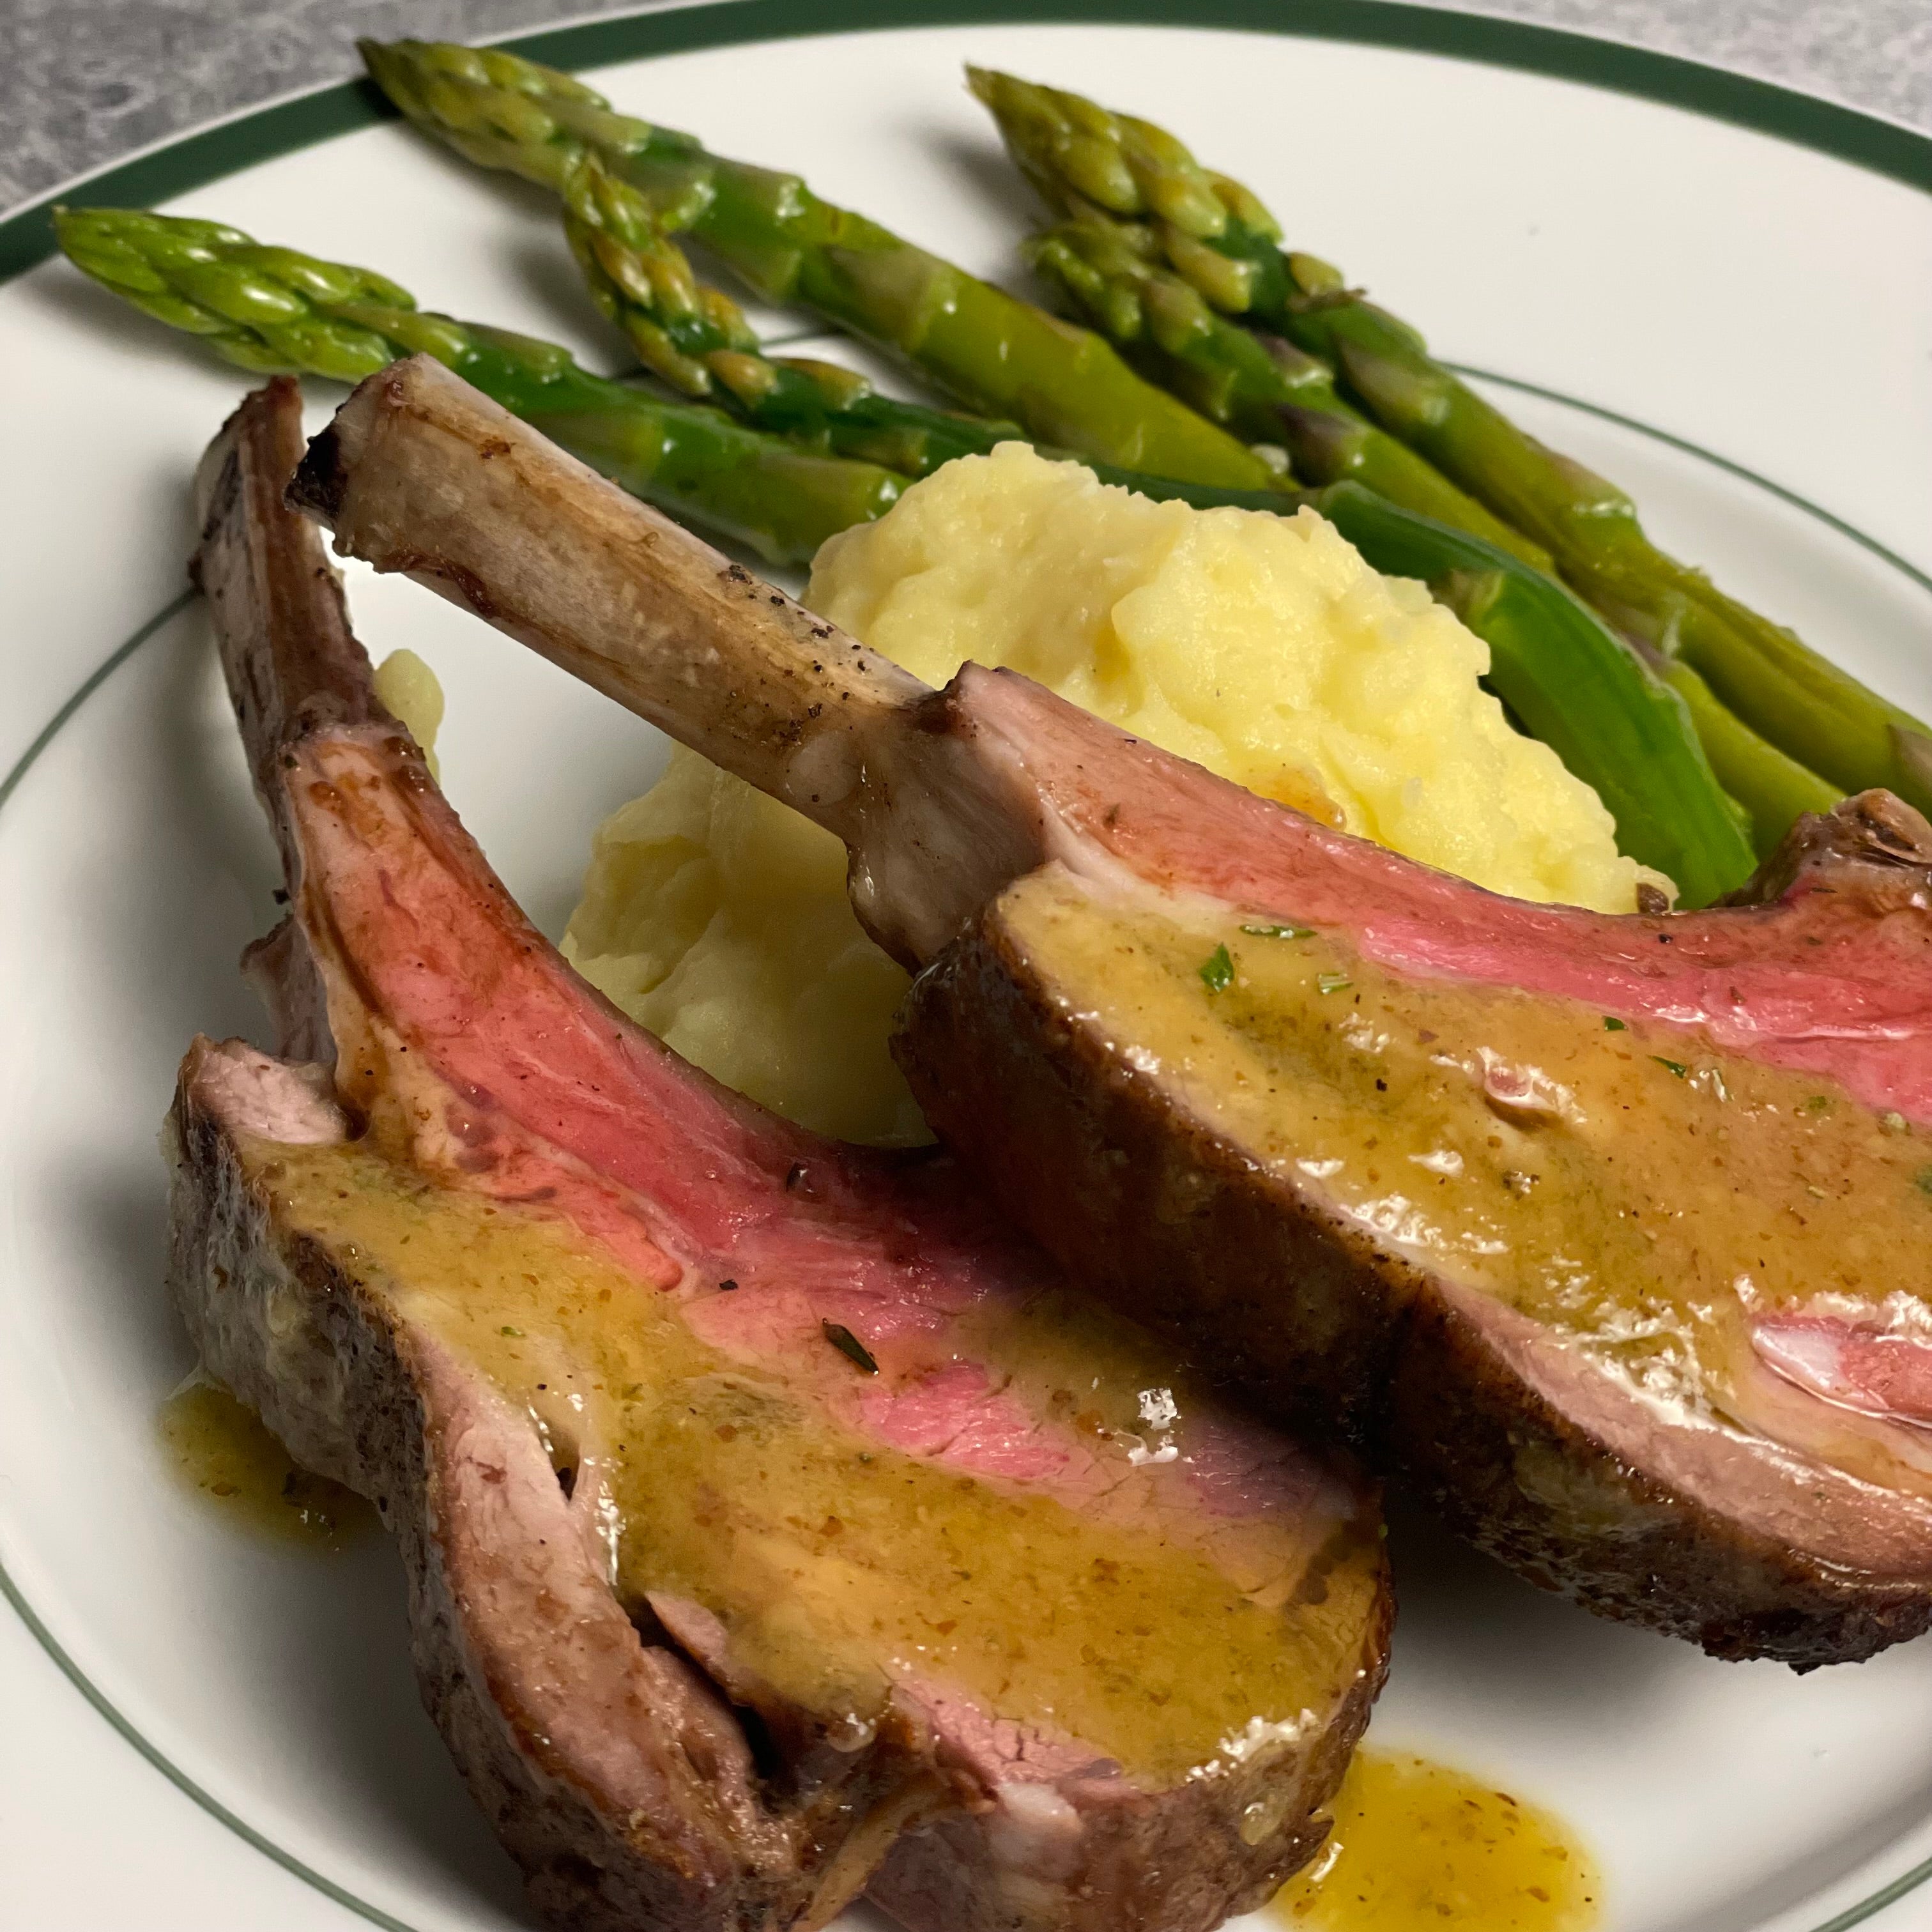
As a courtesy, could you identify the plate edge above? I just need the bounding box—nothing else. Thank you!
[1,0,1929,287]
[3,6,1931,1926]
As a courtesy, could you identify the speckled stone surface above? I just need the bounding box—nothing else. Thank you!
[0,0,1927,216]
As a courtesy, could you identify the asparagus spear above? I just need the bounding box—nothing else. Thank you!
[1645,655,1842,855]
[359,38,1285,491]
[562,150,1025,478]
[970,67,1931,817]
[58,208,1754,899]
[1027,213,1831,855]
[1027,214,1551,570]
[549,144,1752,884]
[55,206,905,566]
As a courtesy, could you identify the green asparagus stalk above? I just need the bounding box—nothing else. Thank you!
[970,67,1929,818]
[359,38,1285,491]
[1319,497,1826,867]
[562,150,1027,478]
[56,207,1756,900]
[54,206,905,566]
[549,143,1752,885]
[1026,213,1551,571]
[1027,212,1830,855]
[1644,655,1841,854]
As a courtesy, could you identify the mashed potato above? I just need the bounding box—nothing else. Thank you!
[565,446,1663,1146]
[372,648,445,781]
[565,753,930,1144]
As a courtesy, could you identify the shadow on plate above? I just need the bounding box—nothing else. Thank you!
[19,268,228,380]
[1384,1492,1683,1720]
[919,125,1043,254]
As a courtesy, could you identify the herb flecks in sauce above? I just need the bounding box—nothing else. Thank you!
[821,1319,879,1373]
[994,870,1932,1489]
[234,1135,1380,1787]
[1273,1749,1599,1930]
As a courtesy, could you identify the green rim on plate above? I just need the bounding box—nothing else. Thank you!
[2,6,1930,1930]
[4,0,1932,282]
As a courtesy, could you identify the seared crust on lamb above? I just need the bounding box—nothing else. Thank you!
[170,378,1390,1932]
[168,1039,914,1932]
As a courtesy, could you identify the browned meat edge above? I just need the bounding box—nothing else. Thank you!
[167,1043,928,1932]
[895,886,1932,1669]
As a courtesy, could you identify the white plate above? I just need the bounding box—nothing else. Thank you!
[3,7,1931,1929]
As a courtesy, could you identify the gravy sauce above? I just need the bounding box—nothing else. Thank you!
[238,1134,1381,1788]
[159,1377,374,1548]
[1273,1749,1600,1931]
[1002,871,1932,1482]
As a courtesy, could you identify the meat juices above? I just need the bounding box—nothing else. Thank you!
[169,378,1389,1932]
[293,353,1932,1667]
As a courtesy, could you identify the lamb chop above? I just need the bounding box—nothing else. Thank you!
[172,377,1390,1932]
[291,353,1932,1669]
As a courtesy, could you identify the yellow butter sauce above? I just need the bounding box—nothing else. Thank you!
[236,1136,1383,1790]
[158,1377,375,1550]
[1273,1749,1600,1931]
[994,868,1932,1493]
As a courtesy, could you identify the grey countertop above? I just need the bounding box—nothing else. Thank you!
[1,0,1928,217]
